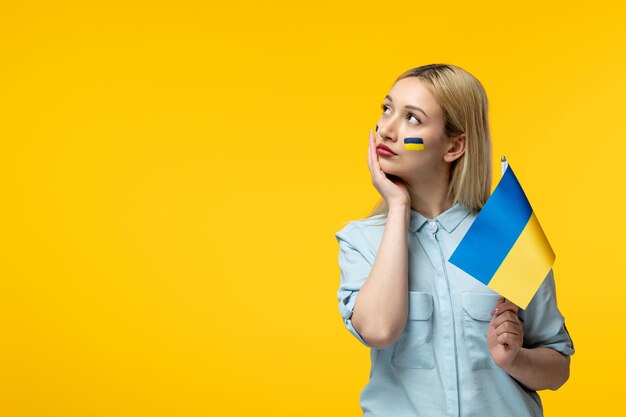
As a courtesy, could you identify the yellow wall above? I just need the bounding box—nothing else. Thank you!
[1,1,623,415]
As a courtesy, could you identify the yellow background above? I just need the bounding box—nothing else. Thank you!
[1,1,623,415]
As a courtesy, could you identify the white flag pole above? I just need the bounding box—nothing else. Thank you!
[501,155,508,177]
[500,155,509,305]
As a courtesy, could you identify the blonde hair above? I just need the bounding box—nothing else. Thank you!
[368,63,492,218]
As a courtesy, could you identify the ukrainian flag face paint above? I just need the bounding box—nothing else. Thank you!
[404,137,424,151]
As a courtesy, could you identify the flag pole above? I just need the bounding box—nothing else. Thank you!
[500,155,508,305]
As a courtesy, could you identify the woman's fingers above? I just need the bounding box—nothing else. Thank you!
[491,308,524,347]
[493,310,519,320]
[368,129,380,178]
[369,129,383,180]
[494,320,523,336]
[367,127,410,208]
[492,310,522,326]
[492,297,519,316]
[496,332,522,348]
[370,129,380,174]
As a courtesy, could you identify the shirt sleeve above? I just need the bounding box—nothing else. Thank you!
[518,268,575,356]
[335,225,377,348]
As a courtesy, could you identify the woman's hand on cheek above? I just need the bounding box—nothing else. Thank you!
[368,129,410,209]
[487,297,525,372]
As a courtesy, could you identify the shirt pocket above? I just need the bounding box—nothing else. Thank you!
[461,292,501,371]
[391,291,435,369]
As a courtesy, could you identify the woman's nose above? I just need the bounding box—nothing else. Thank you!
[377,120,398,142]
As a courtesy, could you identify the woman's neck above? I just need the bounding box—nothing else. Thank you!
[410,198,455,220]
[405,174,454,219]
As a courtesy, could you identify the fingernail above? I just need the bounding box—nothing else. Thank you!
[491,308,498,318]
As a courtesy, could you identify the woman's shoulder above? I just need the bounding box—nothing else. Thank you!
[335,214,387,247]
[336,214,387,232]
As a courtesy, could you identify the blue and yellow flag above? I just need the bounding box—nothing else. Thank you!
[448,163,555,309]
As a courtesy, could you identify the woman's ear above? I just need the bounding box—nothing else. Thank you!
[443,133,466,163]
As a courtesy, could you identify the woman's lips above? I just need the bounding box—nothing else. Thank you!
[377,145,397,157]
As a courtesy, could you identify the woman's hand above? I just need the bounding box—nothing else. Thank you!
[487,297,525,371]
[368,129,410,209]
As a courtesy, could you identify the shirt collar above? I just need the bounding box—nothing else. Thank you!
[409,201,473,234]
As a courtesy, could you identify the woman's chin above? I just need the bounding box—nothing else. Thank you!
[380,163,399,177]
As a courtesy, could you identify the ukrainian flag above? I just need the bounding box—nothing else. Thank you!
[448,163,555,309]
[404,137,425,151]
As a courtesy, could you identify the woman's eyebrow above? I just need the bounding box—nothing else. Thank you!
[385,95,429,118]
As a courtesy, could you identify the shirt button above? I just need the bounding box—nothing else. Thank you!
[429,221,436,228]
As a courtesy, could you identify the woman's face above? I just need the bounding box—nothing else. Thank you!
[375,77,454,181]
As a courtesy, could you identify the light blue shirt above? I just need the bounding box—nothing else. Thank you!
[335,202,575,417]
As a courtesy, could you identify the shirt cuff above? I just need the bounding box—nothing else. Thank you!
[339,290,376,348]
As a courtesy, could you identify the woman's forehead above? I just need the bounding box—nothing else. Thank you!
[387,78,441,118]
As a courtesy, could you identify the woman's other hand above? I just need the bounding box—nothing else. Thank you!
[368,129,410,210]
[487,297,524,371]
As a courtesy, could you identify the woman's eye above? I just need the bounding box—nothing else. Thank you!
[380,104,421,124]
[406,113,421,124]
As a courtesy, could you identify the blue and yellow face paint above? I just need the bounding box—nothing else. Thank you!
[404,137,424,151]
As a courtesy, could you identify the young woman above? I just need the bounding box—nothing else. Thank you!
[335,64,575,417]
